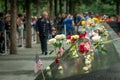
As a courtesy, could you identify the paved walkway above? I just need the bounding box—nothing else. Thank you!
[0,43,56,80]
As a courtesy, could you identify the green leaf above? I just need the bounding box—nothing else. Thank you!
[53,43,58,47]
[58,43,62,48]
[49,50,54,55]
[101,48,107,54]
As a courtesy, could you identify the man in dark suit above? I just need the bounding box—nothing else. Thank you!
[36,12,51,55]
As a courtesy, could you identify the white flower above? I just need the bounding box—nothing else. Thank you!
[73,54,79,58]
[86,55,91,59]
[92,35,101,43]
[92,32,98,36]
[101,45,104,48]
[58,66,63,70]
[85,60,91,65]
[72,51,79,58]
[55,35,61,40]
[83,66,89,71]
[46,66,50,71]
[60,34,66,40]
[48,38,56,44]
[87,64,92,69]
[72,50,76,56]
[55,34,65,40]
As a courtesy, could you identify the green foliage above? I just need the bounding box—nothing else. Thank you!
[49,50,54,55]
[75,0,116,16]
[0,0,118,16]
[53,42,62,48]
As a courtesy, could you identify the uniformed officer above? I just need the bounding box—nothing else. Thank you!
[36,12,51,55]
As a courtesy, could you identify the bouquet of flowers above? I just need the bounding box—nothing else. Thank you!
[48,17,109,73]
[48,34,66,66]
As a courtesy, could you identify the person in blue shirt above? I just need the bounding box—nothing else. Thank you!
[63,14,74,36]
[84,12,90,20]
[77,15,82,24]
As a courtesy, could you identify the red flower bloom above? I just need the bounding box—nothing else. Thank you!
[67,34,72,39]
[79,43,85,53]
[55,57,59,64]
[79,32,86,39]
[71,39,77,43]
[84,46,90,53]
[78,43,90,53]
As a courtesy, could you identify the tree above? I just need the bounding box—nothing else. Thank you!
[59,0,62,13]
[49,0,53,19]
[10,0,17,54]
[54,0,58,16]
[36,0,41,18]
[100,0,120,15]
[4,0,8,14]
[36,0,41,43]
[25,0,32,48]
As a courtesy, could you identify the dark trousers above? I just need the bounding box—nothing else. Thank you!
[39,35,48,53]
[0,32,5,52]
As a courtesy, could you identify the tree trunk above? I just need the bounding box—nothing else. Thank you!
[25,0,32,48]
[59,0,62,13]
[4,0,8,14]
[10,0,17,54]
[116,1,120,15]
[63,1,66,13]
[36,0,40,18]
[66,0,69,13]
[54,0,57,16]
[36,0,40,43]
[49,0,53,19]
[16,1,20,15]
[69,0,73,14]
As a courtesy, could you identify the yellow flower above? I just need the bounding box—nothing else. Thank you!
[66,40,71,45]
[74,35,79,39]
[93,18,99,23]
[70,45,76,51]
[86,19,92,24]
[71,36,75,40]
[86,19,94,26]
[71,35,79,40]
[81,20,86,25]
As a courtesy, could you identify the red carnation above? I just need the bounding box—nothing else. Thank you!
[79,43,85,53]
[67,34,72,39]
[55,57,59,64]
[78,43,90,53]
[84,46,90,53]
[79,32,86,39]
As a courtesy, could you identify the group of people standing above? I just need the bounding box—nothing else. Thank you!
[54,12,96,36]
[36,11,102,55]
[0,11,113,56]
[0,12,11,54]
[0,11,27,55]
